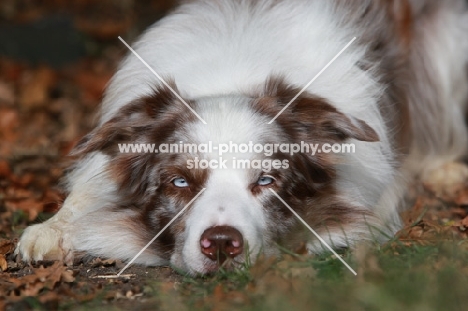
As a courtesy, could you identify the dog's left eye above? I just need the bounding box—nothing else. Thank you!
[172,177,189,188]
[257,176,275,186]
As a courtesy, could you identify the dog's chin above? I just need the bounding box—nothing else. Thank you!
[182,258,252,276]
[170,253,231,276]
[170,240,280,275]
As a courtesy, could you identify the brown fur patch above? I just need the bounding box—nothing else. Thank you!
[257,77,379,143]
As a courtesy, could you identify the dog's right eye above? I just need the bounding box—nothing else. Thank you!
[257,176,275,186]
[172,177,189,188]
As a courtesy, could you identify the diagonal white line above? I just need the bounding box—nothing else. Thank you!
[118,36,207,125]
[268,37,357,124]
[117,188,206,276]
[268,189,357,276]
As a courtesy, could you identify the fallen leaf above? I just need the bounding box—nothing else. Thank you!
[61,269,75,283]
[21,280,45,296]
[40,263,65,289]
[0,239,15,255]
[0,254,7,271]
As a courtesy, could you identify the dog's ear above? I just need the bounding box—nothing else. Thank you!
[261,77,379,142]
[71,81,190,157]
[291,97,379,142]
[70,118,134,157]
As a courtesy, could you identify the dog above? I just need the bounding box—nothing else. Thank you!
[16,0,468,275]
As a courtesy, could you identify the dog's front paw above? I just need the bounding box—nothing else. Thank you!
[16,223,73,264]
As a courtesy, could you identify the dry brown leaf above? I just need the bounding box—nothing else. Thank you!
[61,269,75,283]
[0,239,15,255]
[21,280,45,296]
[0,254,7,271]
[400,197,427,226]
[6,262,76,297]
[41,263,65,289]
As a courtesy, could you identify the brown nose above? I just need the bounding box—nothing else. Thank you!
[200,226,243,264]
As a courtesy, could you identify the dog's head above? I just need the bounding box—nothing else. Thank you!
[73,78,378,275]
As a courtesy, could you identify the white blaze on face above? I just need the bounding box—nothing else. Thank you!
[183,168,267,273]
[178,96,276,273]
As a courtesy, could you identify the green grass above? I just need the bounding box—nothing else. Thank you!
[148,240,468,311]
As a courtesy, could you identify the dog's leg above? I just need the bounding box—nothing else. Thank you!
[16,153,115,263]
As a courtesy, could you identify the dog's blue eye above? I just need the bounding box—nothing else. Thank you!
[173,178,189,188]
[257,176,274,186]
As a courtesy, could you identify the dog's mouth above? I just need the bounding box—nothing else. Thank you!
[201,256,246,274]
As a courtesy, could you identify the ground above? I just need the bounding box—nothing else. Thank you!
[1,1,468,310]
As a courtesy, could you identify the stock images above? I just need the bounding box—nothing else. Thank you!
[1,0,468,310]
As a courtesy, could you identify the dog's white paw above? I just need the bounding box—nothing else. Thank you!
[16,222,73,264]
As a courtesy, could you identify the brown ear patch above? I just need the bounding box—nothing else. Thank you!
[292,96,379,142]
[256,77,379,143]
[143,81,195,119]
[70,81,195,157]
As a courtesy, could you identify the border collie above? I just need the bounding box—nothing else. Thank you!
[17,0,468,275]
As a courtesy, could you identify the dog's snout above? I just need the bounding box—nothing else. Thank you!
[200,226,243,264]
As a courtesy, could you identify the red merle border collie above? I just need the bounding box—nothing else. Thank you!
[17,0,468,275]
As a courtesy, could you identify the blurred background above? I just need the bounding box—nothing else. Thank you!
[0,0,177,230]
